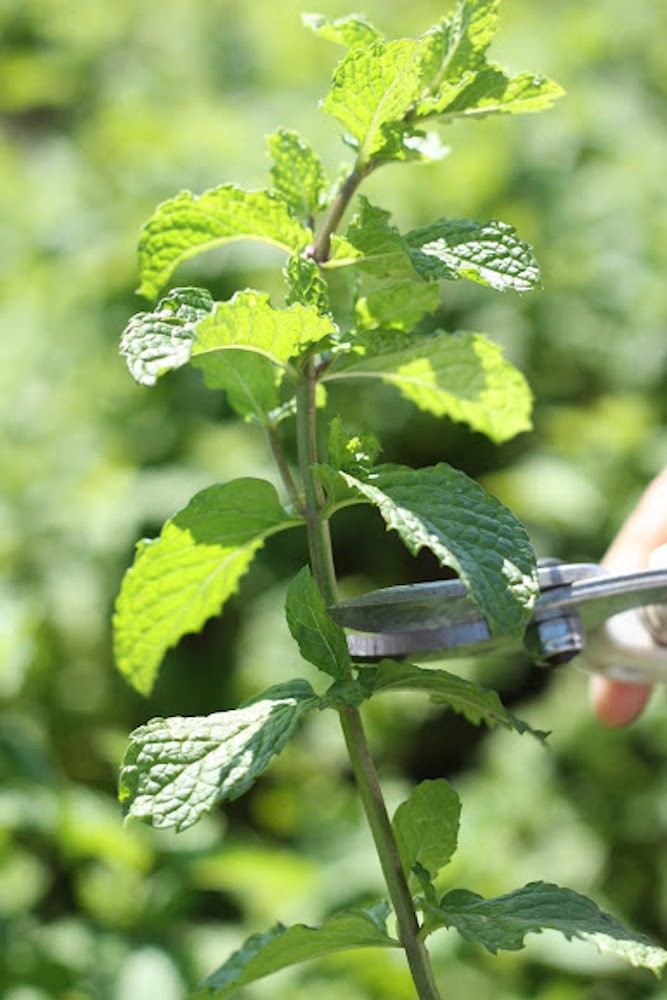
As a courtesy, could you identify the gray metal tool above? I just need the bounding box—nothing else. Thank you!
[329,558,667,683]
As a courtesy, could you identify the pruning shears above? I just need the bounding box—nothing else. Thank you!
[329,553,667,684]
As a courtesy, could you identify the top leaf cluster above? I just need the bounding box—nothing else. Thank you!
[132,0,562,301]
[315,0,563,167]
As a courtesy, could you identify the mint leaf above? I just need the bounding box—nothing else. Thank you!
[325,329,532,444]
[284,252,331,314]
[418,0,501,97]
[435,882,667,973]
[192,290,336,425]
[392,779,461,883]
[192,289,336,381]
[120,286,215,386]
[415,1,563,123]
[119,680,317,831]
[202,352,282,424]
[327,416,381,475]
[194,903,397,998]
[354,280,440,332]
[312,463,368,516]
[406,219,541,292]
[423,66,564,122]
[359,660,546,739]
[285,567,352,680]
[322,40,424,165]
[323,204,540,292]
[125,289,333,422]
[320,677,368,709]
[329,206,541,295]
[301,12,384,49]
[327,198,416,279]
[137,185,311,300]
[113,479,301,695]
[340,463,537,638]
[267,129,327,223]
[120,287,335,420]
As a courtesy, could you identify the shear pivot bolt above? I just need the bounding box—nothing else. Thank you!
[524,611,585,667]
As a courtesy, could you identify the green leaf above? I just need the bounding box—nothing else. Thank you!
[413,862,442,926]
[113,479,301,695]
[285,567,352,680]
[194,903,398,998]
[320,677,368,709]
[120,287,334,421]
[137,185,312,300]
[418,0,501,97]
[414,1,563,123]
[324,329,532,444]
[120,286,215,386]
[423,66,565,122]
[284,252,331,315]
[191,289,336,382]
[406,219,541,292]
[119,680,317,831]
[327,416,381,475]
[312,463,367,516]
[392,779,461,883]
[329,206,541,295]
[434,881,667,973]
[200,351,282,424]
[359,660,547,739]
[327,198,417,279]
[354,280,440,332]
[153,289,336,422]
[301,12,384,48]
[322,40,425,165]
[340,463,538,638]
[267,129,327,223]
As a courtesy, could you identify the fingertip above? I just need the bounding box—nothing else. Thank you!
[589,675,653,727]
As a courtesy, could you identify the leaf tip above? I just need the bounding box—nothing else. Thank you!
[135,281,156,302]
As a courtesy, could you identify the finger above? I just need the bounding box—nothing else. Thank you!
[589,674,652,727]
[588,467,667,725]
[602,467,667,572]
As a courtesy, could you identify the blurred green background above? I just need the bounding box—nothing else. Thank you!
[3,1,667,997]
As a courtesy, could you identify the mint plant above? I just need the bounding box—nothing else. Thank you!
[113,3,667,997]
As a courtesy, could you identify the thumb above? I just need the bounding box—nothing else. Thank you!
[589,674,652,727]
[589,468,667,726]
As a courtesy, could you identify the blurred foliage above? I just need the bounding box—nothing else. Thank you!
[2,0,667,997]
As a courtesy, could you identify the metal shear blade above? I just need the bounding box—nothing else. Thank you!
[329,562,667,663]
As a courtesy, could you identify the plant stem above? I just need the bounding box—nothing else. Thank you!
[338,706,443,1000]
[295,366,337,607]
[309,163,373,264]
[267,422,304,515]
[294,367,442,1000]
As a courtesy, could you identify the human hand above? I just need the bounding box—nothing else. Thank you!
[590,467,667,726]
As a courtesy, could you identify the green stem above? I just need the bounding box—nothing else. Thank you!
[267,422,304,515]
[294,366,441,1000]
[309,162,374,264]
[339,706,443,1000]
[295,367,337,606]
